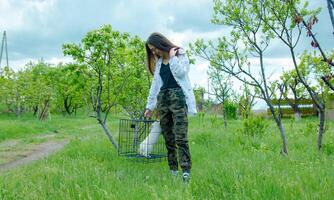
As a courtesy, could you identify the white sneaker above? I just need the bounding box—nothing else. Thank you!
[182,172,190,182]
[170,170,178,176]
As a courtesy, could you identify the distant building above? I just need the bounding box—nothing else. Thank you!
[267,99,317,118]
[268,97,334,120]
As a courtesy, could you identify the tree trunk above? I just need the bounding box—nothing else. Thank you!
[276,118,288,155]
[64,95,73,115]
[294,111,301,121]
[33,105,38,116]
[289,103,302,121]
[268,103,288,155]
[321,76,334,92]
[327,0,334,35]
[38,100,49,121]
[289,46,327,152]
[259,48,288,154]
[93,68,118,150]
[15,101,21,117]
[15,91,21,117]
[223,103,227,129]
[97,117,119,150]
[318,110,326,150]
[223,111,227,129]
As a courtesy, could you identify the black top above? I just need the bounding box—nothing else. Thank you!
[160,62,180,90]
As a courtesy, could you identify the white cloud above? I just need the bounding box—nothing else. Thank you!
[248,57,298,79]
[0,1,26,31]
[9,56,72,71]
[167,16,175,25]
[47,56,73,65]
[25,0,56,13]
[164,28,229,47]
[189,60,209,88]
[0,0,56,32]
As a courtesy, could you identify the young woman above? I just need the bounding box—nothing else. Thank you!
[143,32,197,182]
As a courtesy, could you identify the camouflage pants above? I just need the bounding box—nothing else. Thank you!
[157,87,191,173]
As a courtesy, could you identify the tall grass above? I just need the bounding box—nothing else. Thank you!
[0,114,333,199]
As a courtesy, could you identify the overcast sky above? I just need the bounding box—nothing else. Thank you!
[0,0,333,109]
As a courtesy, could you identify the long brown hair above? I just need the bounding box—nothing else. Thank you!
[145,32,179,75]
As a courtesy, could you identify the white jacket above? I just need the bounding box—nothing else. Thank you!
[146,49,197,115]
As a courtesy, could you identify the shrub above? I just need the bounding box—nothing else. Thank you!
[224,102,237,119]
[238,115,268,137]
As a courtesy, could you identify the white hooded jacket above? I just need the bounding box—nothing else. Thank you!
[145,49,197,115]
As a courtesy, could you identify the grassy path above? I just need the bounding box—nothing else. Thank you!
[0,140,68,172]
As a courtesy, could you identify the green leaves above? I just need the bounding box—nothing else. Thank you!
[0,24,150,121]
[63,25,149,119]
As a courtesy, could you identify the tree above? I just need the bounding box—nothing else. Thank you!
[207,66,233,128]
[0,66,24,116]
[237,83,258,119]
[30,61,54,120]
[193,86,206,112]
[63,25,148,149]
[258,0,328,150]
[280,68,309,120]
[190,0,289,154]
[116,36,150,119]
[52,63,87,115]
[18,61,54,118]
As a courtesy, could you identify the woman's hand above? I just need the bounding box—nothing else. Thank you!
[169,47,178,58]
[144,109,152,118]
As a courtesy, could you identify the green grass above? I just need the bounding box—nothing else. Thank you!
[0,113,121,141]
[0,114,334,199]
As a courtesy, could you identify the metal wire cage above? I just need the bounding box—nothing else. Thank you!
[118,119,166,161]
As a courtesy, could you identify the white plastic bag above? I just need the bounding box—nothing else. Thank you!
[139,121,161,157]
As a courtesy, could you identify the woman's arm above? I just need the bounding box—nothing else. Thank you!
[145,64,160,111]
